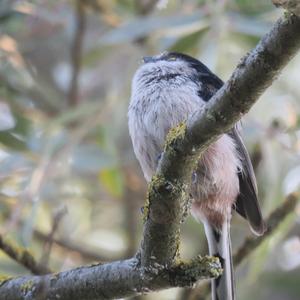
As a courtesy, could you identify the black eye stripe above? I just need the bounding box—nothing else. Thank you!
[144,73,181,84]
[160,73,180,80]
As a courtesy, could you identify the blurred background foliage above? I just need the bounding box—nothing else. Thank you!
[0,0,300,299]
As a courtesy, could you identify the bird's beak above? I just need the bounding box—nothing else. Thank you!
[143,56,155,63]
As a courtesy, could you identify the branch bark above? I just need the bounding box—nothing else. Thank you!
[0,256,220,300]
[273,0,300,16]
[0,12,299,300]
[140,12,300,269]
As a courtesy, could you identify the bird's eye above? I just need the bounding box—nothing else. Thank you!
[167,56,177,61]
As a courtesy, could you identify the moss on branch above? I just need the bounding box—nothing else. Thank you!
[170,256,222,287]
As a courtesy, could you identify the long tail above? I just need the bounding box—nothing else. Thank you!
[204,219,235,300]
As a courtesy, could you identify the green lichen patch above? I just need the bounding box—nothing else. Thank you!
[149,175,185,201]
[146,175,188,224]
[0,275,12,287]
[20,279,35,295]
[163,121,202,178]
[283,8,296,19]
[170,255,222,287]
[164,122,187,154]
[148,174,166,197]
[142,194,150,222]
[144,174,166,222]
[199,255,223,278]
[174,228,181,261]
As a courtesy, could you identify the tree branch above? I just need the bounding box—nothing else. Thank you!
[140,12,300,268]
[0,256,221,300]
[273,0,300,16]
[0,235,51,275]
[68,0,86,107]
[0,12,299,300]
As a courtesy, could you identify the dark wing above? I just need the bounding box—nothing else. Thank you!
[229,127,265,235]
[189,59,265,235]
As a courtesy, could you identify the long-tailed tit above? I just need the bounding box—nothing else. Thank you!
[128,52,265,300]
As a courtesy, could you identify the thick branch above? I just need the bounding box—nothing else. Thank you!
[0,256,221,300]
[140,13,300,267]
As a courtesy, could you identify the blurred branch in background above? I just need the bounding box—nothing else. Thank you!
[135,0,160,15]
[181,192,299,300]
[33,229,114,262]
[39,206,68,269]
[83,0,121,27]
[0,234,51,275]
[68,0,86,107]
[233,192,299,266]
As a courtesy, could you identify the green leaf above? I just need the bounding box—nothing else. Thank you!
[0,114,31,151]
[99,167,124,198]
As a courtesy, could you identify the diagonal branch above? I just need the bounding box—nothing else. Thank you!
[0,12,299,300]
[0,235,51,275]
[233,192,299,265]
[140,12,300,268]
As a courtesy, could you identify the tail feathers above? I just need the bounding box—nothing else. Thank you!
[204,220,235,300]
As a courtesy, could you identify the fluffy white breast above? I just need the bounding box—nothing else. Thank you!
[128,60,206,181]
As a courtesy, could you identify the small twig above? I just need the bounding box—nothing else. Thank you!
[33,229,116,262]
[83,1,120,27]
[0,235,51,275]
[68,0,86,107]
[40,207,68,268]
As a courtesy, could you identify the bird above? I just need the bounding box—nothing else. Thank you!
[128,52,265,300]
